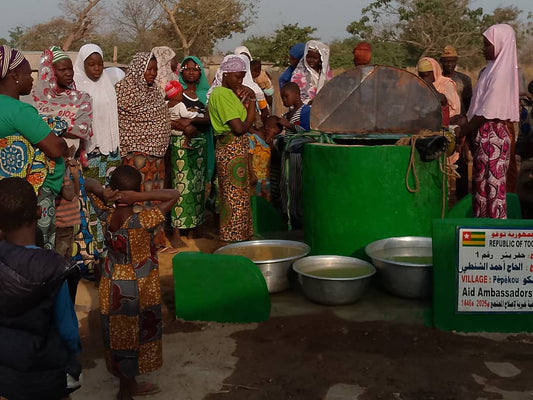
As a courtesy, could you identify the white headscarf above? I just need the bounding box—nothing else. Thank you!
[103,67,125,86]
[73,44,120,155]
[468,24,519,122]
[234,45,252,60]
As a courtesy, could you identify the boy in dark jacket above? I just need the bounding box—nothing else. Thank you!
[0,177,82,400]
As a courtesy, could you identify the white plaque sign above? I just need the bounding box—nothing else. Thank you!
[457,228,533,313]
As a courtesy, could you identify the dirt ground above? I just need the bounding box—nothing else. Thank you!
[72,230,533,400]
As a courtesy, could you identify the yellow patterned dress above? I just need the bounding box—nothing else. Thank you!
[90,195,165,377]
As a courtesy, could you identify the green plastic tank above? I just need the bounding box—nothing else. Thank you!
[303,66,446,259]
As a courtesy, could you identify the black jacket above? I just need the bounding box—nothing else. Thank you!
[0,241,74,400]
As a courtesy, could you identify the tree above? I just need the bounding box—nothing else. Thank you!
[346,0,521,68]
[242,23,317,66]
[60,0,103,50]
[18,18,74,50]
[111,0,163,52]
[154,0,256,57]
[17,0,102,51]
[329,38,410,70]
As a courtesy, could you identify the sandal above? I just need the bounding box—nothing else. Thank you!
[132,381,161,396]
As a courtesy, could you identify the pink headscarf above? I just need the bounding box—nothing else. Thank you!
[420,57,461,117]
[468,24,519,122]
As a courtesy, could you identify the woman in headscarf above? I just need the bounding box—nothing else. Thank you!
[290,40,332,104]
[419,57,461,119]
[74,44,121,268]
[456,24,519,219]
[0,45,67,193]
[208,55,256,242]
[168,56,212,247]
[74,44,121,185]
[233,46,270,122]
[116,52,171,192]
[31,46,93,251]
[116,52,172,246]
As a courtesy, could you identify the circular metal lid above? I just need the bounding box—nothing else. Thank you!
[310,65,442,134]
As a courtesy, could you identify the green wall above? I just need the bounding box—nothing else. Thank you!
[433,218,533,333]
[303,143,445,259]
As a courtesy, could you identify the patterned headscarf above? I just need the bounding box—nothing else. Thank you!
[115,52,171,157]
[0,45,26,80]
[50,45,70,63]
[31,46,92,141]
[220,55,247,73]
[290,40,332,104]
[152,46,179,96]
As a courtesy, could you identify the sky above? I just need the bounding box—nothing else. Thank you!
[2,0,532,52]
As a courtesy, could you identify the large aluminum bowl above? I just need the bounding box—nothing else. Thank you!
[365,236,432,299]
[292,255,376,305]
[214,240,310,293]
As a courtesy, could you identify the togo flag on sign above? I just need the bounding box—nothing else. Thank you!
[462,231,486,247]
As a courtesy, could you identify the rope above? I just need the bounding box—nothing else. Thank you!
[396,130,460,217]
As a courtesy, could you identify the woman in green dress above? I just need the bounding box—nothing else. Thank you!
[169,56,213,247]
[208,55,256,242]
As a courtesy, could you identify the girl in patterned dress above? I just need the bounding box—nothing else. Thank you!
[85,165,180,400]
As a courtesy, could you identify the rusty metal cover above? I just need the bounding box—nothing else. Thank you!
[310,65,442,134]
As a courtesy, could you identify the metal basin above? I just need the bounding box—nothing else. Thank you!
[365,236,432,299]
[214,240,310,293]
[292,255,376,305]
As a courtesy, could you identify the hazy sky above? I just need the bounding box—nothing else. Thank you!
[2,0,532,52]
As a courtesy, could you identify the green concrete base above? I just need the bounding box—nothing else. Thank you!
[304,144,445,259]
[251,195,287,236]
[172,252,271,323]
[432,218,533,332]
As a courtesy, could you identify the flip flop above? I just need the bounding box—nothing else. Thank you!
[132,381,161,396]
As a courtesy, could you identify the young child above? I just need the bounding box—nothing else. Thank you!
[251,59,274,108]
[0,177,82,400]
[280,82,311,133]
[85,165,180,400]
[248,116,284,201]
[55,146,82,300]
[165,80,201,149]
[278,82,312,229]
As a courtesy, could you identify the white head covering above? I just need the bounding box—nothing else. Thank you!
[236,54,265,103]
[207,54,266,106]
[290,40,332,104]
[468,24,519,122]
[103,67,125,86]
[234,45,252,60]
[73,44,120,155]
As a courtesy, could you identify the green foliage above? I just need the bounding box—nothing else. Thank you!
[17,18,75,51]
[345,0,522,70]
[157,0,257,57]
[329,38,412,70]
[242,23,317,65]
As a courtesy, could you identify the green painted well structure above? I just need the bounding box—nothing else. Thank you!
[303,143,445,259]
[302,66,446,259]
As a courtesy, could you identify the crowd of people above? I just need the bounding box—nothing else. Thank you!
[0,22,531,399]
